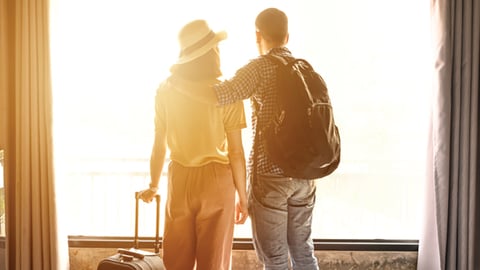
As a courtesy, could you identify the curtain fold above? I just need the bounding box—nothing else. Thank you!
[419,0,480,269]
[0,0,62,269]
[0,0,15,268]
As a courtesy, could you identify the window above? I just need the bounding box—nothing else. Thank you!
[51,0,430,240]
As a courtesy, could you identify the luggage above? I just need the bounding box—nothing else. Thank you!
[97,192,165,270]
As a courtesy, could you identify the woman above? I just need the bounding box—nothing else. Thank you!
[139,19,248,270]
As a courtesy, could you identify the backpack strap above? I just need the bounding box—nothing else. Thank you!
[264,54,319,106]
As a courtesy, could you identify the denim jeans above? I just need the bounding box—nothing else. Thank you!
[248,174,319,270]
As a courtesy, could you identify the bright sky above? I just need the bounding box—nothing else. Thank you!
[49,0,297,157]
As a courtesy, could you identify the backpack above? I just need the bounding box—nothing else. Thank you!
[261,54,341,179]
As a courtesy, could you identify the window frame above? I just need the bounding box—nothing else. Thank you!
[67,236,419,252]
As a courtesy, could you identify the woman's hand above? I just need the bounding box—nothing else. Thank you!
[139,187,157,203]
[234,197,248,224]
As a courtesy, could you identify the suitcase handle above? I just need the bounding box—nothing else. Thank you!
[134,191,161,253]
[117,248,145,259]
[119,254,134,262]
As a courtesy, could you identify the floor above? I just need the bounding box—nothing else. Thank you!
[69,248,417,270]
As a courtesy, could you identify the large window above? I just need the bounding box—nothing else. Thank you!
[51,0,431,240]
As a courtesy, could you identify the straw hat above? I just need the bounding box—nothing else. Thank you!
[176,20,227,65]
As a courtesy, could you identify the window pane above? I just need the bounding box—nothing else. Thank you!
[51,0,430,239]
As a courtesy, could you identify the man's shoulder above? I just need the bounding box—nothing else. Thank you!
[252,47,295,68]
[239,55,267,68]
[268,47,293,57]
[236,54,275,75]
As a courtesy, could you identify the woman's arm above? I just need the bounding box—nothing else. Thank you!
[226,130,249,224]
[140,130,167,203]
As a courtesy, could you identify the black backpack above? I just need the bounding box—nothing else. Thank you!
[261,54,341,179]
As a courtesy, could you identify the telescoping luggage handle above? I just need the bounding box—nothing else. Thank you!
[134,191,161,254]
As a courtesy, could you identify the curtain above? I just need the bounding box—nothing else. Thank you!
[0,0,63,269]
[418,0,480,269]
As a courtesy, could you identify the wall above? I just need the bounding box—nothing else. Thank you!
[70,248,417,270]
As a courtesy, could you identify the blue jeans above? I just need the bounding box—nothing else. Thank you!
[248,174,319,270]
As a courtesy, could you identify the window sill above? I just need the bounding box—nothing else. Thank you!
[67,236,418,252]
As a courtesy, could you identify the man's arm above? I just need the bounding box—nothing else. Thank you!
[226,130,248,224]
[140,131,167,203]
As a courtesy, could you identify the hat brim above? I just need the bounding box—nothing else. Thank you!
[175,31,227,65]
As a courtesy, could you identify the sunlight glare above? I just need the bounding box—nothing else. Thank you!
[51,0,430,239]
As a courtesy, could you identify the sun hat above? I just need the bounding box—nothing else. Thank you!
[176,20,227,65]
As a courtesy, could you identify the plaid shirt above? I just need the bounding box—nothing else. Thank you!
[214,47,295,178]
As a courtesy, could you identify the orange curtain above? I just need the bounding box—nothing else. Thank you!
[0,0,61,269]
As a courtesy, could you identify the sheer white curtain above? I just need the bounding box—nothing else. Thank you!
[418,0,480,269]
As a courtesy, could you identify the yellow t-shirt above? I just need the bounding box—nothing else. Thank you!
[154,78,246,167]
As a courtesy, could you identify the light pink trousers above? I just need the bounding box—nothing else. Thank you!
[163,161,236,270]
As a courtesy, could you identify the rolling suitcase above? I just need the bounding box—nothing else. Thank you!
[97,192,165,270]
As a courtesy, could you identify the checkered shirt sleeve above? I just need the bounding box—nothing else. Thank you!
[214,47,295,177]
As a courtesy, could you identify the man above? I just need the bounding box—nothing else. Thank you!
[139,19,249,270]
[176,8,319,270]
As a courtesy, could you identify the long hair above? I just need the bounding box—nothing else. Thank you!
[170,47,222,81]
